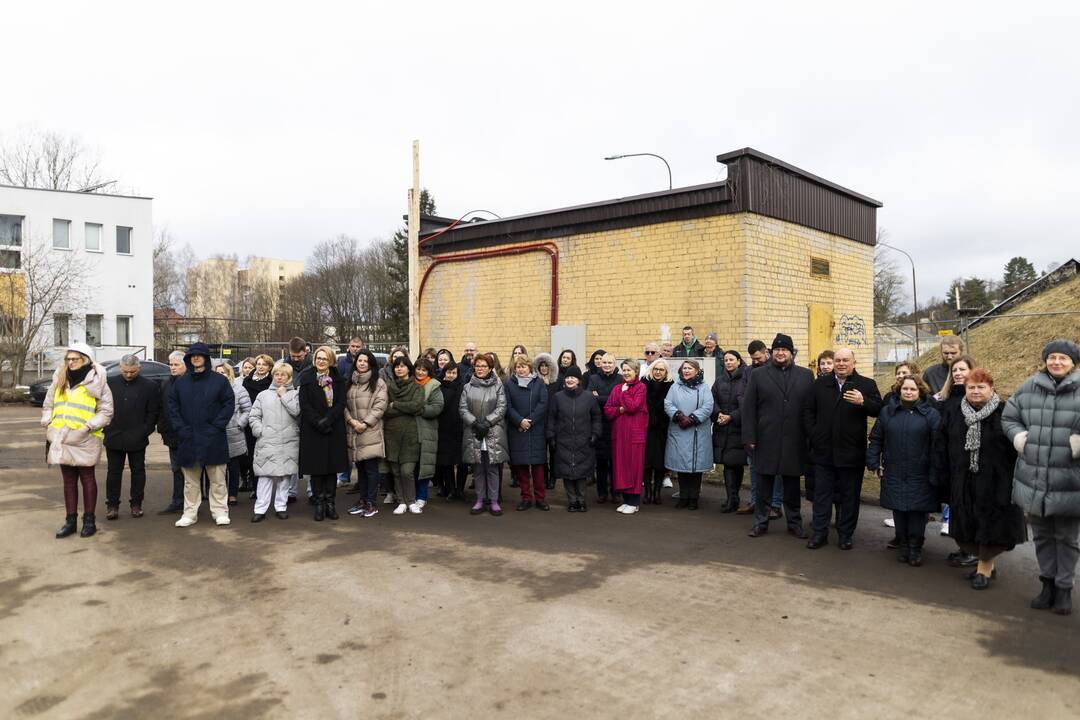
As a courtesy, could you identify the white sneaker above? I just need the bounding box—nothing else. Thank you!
[175,516,196,528]
[940,521,950,536]
[616,504,629,513]
[393,503,407,515]
[662,476,673,489]
[416,499,427,509]
[883,518,895,528]
[384,494,396,505]
[622,505,639,515]
[408,503,423,514]
[215,515,231,526]
[671,491,681,499]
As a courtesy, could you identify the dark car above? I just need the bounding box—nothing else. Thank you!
[28,359,171,407]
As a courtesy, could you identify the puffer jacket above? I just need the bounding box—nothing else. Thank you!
[227,377,251,458]
[547,385,601,480]
[249,381,300,477]
[866,399,940,512]
[460,372,509,464]
[711,363,748,467]
[168,344,235,467]
[1002,369,1080,517]
[344,371,388,463]
[664,376,714,473]
[416,378,445,479]
[505,374,549,465]
[42,363,114,467]
[383,376,424,464]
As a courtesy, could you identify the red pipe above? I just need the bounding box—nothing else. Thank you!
[418,242,560,325]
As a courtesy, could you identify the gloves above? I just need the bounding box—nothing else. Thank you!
[473,419,490,440]
[315,417,332,434]
[675,412,693,430]
[688,414,702,426]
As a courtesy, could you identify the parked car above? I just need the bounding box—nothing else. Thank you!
[336,352,389,370]
[28,359,171,406]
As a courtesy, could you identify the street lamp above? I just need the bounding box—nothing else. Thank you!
[604,153,672,190]
[878,240,920,357]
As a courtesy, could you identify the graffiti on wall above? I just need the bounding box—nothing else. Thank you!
[834,314,867,347]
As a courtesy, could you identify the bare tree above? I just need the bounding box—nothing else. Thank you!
[0,240,94,386]
[0,128,111,192]
[152,226,196,313]
[874,245,906,324]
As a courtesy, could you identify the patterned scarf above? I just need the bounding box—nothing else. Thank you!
[317,372,333,407]
[960,392,1000,472]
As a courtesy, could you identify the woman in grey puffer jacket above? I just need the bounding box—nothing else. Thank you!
[459,352,508,516]
[216,363,251,505]
[249,362,301,521]
[1002,339,1080,616]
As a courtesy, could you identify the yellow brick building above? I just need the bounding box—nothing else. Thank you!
[418,148,880,371]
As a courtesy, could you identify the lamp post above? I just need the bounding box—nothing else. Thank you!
[604,153,672,190]
[878,240,920,357]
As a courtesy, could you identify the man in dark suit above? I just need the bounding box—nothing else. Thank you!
[104,355,161,520]
[803,347,883,550]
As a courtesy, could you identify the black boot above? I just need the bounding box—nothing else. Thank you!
[1053,587,1072,616]
[896,536,910,564]
[652,478,663,505]
[79,513,97,538]
[313,495,325,521]
[1031,576,1056,610]
[324,487,339,520]
[688,498,699,511]
[643,482,654,505]
[56,514,78,539]
[908,537,924,567]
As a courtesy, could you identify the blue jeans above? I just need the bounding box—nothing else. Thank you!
[354,459,381,504]
[412,464,430,502]
[748,458,783,508]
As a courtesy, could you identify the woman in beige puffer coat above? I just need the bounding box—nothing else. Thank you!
[344,350,389,516]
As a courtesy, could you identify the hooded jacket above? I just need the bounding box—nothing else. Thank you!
[43,360,114,467]
[664,374,714,473]
[866,400,940,512]
[249,379,300,477]
[547,384,601,480]
[226,376,251,458]
[167,343,235,467]
[416,377,445,479]
[459,371,508,464]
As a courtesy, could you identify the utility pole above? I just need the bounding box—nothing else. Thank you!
[408,140,421,359]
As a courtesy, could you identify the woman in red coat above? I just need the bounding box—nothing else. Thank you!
[605,358,649,515]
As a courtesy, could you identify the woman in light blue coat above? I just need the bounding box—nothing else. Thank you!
[664,359,714,510]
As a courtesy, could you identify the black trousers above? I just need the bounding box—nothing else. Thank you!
[595,456,612,498]
[310,473,336,501]
[893,510,928,542]
[754,474,803,530]
[105,448,146,507]
[811,465,864,541]
[435,464,468,496]
[677,472,703,500]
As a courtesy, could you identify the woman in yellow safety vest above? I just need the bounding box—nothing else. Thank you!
[41,342,114,539]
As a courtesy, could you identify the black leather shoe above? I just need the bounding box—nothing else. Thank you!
[567,503,578,512]
[971,572,992,590]
[79,513,97,538]
[748,526,767,538]
[788,525,809,539]
[579,503,588,513]
[838,539,854,551]
[158,502,183,515]
[275,511,289,520]
[516,501,533,511]
[287,496,297,505]
[964,567,997,580]
[56,514,78,539]
[536,501,550,511]
[806,537,828,549]
[251,513,266,523]
[687,499,699,511]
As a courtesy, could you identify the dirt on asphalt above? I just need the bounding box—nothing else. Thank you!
[0,404,1077,719]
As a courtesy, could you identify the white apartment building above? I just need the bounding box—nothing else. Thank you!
[0,184,153,374]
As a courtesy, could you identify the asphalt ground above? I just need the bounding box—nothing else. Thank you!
[0,404,1077,719]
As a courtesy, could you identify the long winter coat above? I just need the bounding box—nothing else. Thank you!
[157,375,180,448]
[249,382,300,477]
[711,364,748,467]
[866,399,940,512]
[168,346,234,467]
[104,374,160,452]
[42,363,114,467]
[296,366,348,476]
[1002,368,1080,518]
[605,378,647,493]
[382,376,424,465]
[459,372,508,464]
[416,378,445,479]
[436,376,465,466]
[664,376,714,473]
[344,371,388,463]
[802,370,882,468]
[226,377,252,458]
[587,369,621,460]
[547,385,602,480]
[505,374,549,465]
[934,401,1026,548]
[741,361,814,476]
[643,378,673,471]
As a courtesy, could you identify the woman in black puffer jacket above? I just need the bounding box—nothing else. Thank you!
[711,351,749,513]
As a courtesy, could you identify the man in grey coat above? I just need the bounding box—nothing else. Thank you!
[742,333,813,539]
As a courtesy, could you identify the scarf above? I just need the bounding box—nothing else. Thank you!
[960,393,1000,472]
[317,371,333,406]
[67,363,92,387]
[514,372,536,388]
[416,375,431,386]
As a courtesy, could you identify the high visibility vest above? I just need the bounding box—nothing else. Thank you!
[50,383,103,438]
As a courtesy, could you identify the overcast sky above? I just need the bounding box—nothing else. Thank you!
[7,1,1078,304]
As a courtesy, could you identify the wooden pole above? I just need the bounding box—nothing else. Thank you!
[408,140,420,359]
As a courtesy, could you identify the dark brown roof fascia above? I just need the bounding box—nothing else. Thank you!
[715,148,882,207]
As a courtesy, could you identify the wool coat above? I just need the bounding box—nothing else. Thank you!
[156,375,181,448]
[802,370,883,468]
[505,374,549,465]
[249,382,300,477]
[167,345,234,467]
[547,385,602,480]
[226,377,252,458]
[382,376,424,465]
[711,364,748,467]
[604,378,647,493]
[436,375,465,466]
[664,376,714,473]
[587,369,621,460]
[42,363,114,467]
[416,378,445,479]
[459,372,508,464]
[741,361,814,477]
[934,401,1026,548]
[344,371,388,463]
[1002,368,1080,518]
[104,374,160,451]
[296,366,348,476]
[643,378,673,471]
[866,399,940,512]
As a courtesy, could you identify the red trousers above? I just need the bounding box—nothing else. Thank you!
[513,464,546,502]
[61,465,98,514]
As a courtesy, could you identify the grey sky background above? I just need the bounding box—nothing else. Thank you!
[7,1,1078,305]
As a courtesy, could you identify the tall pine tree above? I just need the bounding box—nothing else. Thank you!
[383,189,437,341]
[1002,256,1037,296]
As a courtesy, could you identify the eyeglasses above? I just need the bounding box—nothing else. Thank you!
[64,356,83,363]
[644,351,657,356]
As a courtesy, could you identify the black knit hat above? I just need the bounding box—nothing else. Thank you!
[771,333,795,353]
[563,365,583,381]
[1042,338,1080,364]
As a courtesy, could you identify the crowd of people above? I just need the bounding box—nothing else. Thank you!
[41,327,1080,616]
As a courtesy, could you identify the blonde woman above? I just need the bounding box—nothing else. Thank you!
[643,360,673,504]
[249,361,300,521]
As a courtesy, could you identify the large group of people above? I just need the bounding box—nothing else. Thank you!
[41,327,1080,616]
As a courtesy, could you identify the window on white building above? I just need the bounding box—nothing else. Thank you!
[0,214,22,246]
[85,314,102,346]
[116,226,132,254]
[54,314,70,346]
[116,315,132,346]
[53,219,71,250]
[85,223,102,251]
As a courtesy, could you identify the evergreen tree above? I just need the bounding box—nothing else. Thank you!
[383,189,436,341]
[1001,256,1037,296]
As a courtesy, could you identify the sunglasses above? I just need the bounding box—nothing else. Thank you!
[644,351,658,356]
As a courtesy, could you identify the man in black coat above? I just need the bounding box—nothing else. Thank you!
[156,351,187,514]
[672,325,706,357]
[742,334,813,538]
[803,347,883,550]
[458,341,477,382]
[104,355,161,519]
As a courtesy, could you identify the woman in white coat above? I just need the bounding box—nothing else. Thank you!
[248,362,300,521]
